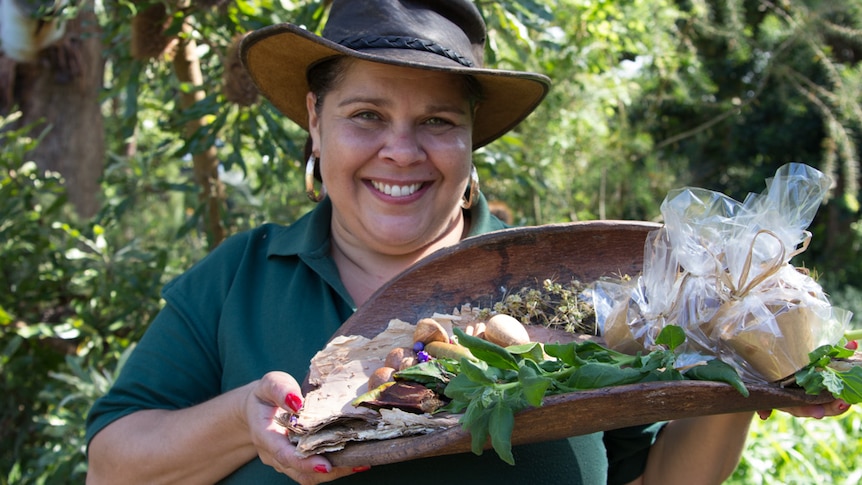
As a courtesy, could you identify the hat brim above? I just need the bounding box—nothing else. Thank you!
[240,24,550,149]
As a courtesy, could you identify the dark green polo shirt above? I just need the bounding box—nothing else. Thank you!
[86,195,661,484]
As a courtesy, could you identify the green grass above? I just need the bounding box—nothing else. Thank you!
[727,407,862,484]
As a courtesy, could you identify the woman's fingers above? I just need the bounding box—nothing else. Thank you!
[253,371,304,412]
[757,399,852,420]
[243,371,372,484]
[265,430,370,484]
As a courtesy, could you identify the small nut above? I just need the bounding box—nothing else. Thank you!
[399,355,417,370]
[484,313,531,347]
[384,347,409,369]
[368,366,396,390]
[465,322,486,338]
[413,318,449,345]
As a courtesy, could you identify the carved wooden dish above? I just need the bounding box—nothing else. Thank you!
[314,221,834,467]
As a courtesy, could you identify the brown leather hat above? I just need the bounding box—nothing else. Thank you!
[240,0,550,149]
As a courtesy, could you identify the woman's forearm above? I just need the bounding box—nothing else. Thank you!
[641,412,754,485]
[86,383,258,485]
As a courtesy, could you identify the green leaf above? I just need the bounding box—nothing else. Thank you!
[545,340,634,366]
[834,367,862,404]
[795,366,825,395]
[444,373,486,402]
[542,341,582,366]
[808,344,853,365]
[518,365,551,407]
[655,325,686,351]
[460,358,498,386]
[488,402,516,465]
[683,359,749,397]
[508,341,546,362]
[819,369,846,397]
[453,327,520,371]
[566,362,645,389]
[462,398,491,456]
[394,360,456,386]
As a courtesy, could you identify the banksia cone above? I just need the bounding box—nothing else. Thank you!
[222,34,259,107]
[131,3,177,61]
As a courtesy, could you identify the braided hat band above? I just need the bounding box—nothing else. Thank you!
[338,35,475,68]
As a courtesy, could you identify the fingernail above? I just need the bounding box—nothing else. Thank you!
[313,464,329,474]
[352,465,371,473]
[285,393,303,412]
[838,402,850,412]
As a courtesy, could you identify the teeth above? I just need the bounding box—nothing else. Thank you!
[371,181,421,197]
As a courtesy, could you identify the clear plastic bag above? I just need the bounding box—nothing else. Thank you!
[595,163,851,383]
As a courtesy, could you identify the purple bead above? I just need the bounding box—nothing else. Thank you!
[413,341,425,352]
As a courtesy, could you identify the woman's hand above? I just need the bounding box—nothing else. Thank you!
[757,399,852,420]
[243,371,370,485]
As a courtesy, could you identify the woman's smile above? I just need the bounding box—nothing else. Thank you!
[369,180,425,199]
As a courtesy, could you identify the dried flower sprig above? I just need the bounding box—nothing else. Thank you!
[486,278,597,335]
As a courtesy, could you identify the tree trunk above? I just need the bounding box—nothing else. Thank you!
[172,21,226,248]
[1,1,105,218]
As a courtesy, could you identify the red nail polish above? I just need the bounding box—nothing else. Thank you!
[314,464,329,474]
[285,393,303,412]
[838,402,850,412]
[352,465,371,473]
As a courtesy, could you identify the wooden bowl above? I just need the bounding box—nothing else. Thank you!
[334,220,660,339]
[315,221,833,467]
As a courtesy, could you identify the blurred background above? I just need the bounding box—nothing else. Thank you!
[1,1,860,483]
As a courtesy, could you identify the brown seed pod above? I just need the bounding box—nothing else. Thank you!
[384,347,409,370]
[484,314,531,347]
[368,366,396,390]
[222,33,259,107]
[399,355,418,370]
[424,341,475,361]
[413,318,449,345]
[130,3,178,61]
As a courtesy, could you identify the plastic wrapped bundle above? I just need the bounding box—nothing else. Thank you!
[596,163,851,383]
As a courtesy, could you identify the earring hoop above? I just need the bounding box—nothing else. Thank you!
[461,164,480,209]
[305,154,326,202]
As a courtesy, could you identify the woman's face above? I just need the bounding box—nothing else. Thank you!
[307,59,474,256]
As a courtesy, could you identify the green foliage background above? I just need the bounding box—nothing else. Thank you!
[1,0,861,482]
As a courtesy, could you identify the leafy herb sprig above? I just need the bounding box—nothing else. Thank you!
[795,343,862,403]
[433,325,746,465]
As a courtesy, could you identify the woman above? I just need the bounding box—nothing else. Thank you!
[85,1,850,484]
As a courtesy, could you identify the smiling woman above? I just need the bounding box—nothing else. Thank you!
[82,1,851,485]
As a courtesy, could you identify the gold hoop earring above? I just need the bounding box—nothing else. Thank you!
[305,154,326,202]
[461,164,480,209]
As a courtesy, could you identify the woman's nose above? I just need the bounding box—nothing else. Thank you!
[379,123,426,166]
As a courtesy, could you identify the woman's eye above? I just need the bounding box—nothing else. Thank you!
[425,117,452,126]
[354,111,380,121]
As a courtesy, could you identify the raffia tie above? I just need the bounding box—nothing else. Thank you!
[716,229,811,300]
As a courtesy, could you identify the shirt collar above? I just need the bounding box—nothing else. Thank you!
[267,198,334,258]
